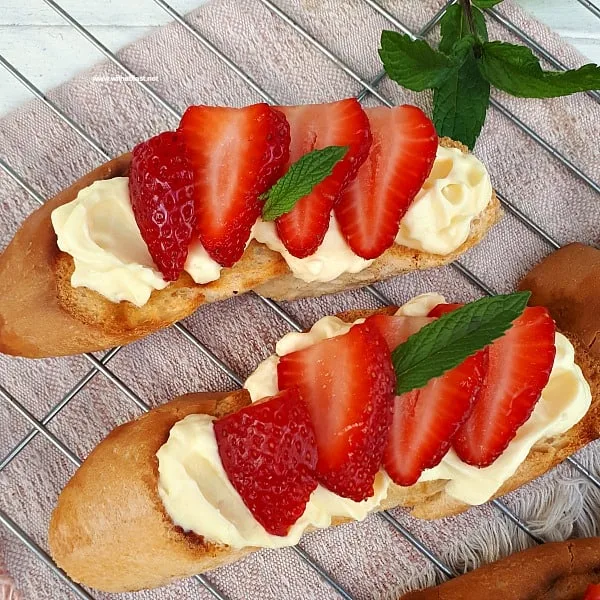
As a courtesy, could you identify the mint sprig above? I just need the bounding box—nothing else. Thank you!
[392,291,530,394]
[379,31,454,92]
[379,0,600,149]
[434,5,490,149]
[439,4,488,54]
[260,146,348,221]
[479,42,600,98]
[472,0,504,8]
[434,37,490,149]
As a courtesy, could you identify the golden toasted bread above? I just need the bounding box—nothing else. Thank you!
[399,537,600,600]
[48,308,599,592]
[0,138,502,358]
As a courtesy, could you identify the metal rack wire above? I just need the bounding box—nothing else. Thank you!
[0,1,598,598]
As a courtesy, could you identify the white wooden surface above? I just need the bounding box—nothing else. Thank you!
[0,0,598,117]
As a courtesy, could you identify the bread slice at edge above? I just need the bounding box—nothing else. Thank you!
[399,537,600,599]
[0,138,501,358]
[48,308,600,592]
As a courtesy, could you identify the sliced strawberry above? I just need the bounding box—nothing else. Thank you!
[384,351,487,486]
[335,105,438,259]
[584,584,600,600]
[366,313,486,486]
[277,322,395,501]
[365,313,433,351]
[129,131,196,281]
[213,387,318,536]
[427,303,464,318]
[274,99,372,258]
[179,103,290,267]
[453,307,556,467]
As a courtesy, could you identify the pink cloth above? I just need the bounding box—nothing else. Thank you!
[0,566,19,600]
[0,1,599,599]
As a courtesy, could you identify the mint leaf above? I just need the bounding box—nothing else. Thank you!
[261,146,348,221]
[439,4,488,56]
[479,41,600,97]
[379,30,454,91]
[472,0,504,8]
[433,37,490,149]
[392,292,530,394]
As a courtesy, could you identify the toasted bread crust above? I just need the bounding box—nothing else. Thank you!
[519,243,600,360]
[0,154,135,357]
[49,390,254,593]
[48,308,600,592]
[399,537,600,600]
[0,138,501,357]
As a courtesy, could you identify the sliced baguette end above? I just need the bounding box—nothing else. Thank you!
[48,389,252,592]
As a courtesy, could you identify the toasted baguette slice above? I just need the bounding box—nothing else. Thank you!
[0,138,501,358]
[399,537,600,600]
[48,308,600,592]
[519,243,600,360]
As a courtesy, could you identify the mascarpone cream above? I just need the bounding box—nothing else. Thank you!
[51,177,168,307]
[395,146,492,254]
[52,178,223,305]
[157,293,591,549]
[51,147,493,306]
[252,215,373,283]
[157,413,389,549]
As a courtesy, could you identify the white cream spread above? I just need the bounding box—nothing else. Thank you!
[157,413,389,549]
[395,146,493,254]
[252,215,373,283]
[51,146,492,305]
[184,240,223,284]
[51,177,223,306]
[157,292,591,548]
[51,178,168,307]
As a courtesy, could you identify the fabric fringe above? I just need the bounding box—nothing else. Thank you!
[379,445,600,599]
[0,566,20,600]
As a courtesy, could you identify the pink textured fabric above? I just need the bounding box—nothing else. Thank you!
[0,566,19,600]
[0,1,599,599]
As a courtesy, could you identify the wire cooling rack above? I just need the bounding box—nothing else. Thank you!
[0,1,599,598]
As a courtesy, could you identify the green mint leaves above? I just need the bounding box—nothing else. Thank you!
[479,42,600,98]
[439,4,488,54]
[379,0,600,149]
[260,146,348,221]
[472,0,504,8]
[434,5,490,148]
[392,291,530,395]
[380,4,490,149]
[379,32,454,91]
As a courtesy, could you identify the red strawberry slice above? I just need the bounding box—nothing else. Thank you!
[453,306,556,467]
[427,303,464,318]
[129,131,196,281]
[179,103,290,267]
[366,313,433,351]
[274,99,372,258]
[213,387,318,536]
[277,321,395,501]
[366,313,487,486]
[585,584,600,600]
[335,105,438,259]
[383,351,487,486]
